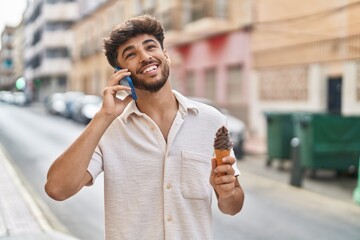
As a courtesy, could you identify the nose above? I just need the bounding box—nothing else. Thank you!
[138,50,152,64]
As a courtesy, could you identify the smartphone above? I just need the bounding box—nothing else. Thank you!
[115,66,137,100]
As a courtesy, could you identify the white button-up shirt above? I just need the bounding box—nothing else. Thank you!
[88,91,240,240]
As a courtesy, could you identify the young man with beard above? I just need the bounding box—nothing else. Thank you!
[45,15,244,239]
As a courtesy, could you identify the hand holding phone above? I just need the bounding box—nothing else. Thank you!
[114,66,137,100]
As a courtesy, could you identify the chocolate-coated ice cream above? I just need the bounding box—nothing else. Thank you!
[214,126,232,150]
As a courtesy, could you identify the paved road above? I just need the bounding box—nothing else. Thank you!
[1,102,360,240]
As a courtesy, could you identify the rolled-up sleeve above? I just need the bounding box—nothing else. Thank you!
[87,145,103,185]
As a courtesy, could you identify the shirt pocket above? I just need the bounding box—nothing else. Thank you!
[181,151,212,200]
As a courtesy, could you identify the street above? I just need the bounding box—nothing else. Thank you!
[0,102,104,240]
[1,102,360,240]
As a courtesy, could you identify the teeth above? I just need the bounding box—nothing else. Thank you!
[143,66,157,73]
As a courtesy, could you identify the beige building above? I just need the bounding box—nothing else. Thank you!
[248,0,360,149]
[70,0,129,95]
[0,26,16,90]
[24,0,79,101]
[70,0,253,116]
[13,20,25,84]
[68,0,360,153]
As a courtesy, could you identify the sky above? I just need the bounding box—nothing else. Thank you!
[0,0,27,33]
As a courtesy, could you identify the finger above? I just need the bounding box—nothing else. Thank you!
[222,156,235,165]
[103,85,131,96]
[108,69,132,87]
[216,163,234,176]
[215,175,236,185]
[218,182,236,193]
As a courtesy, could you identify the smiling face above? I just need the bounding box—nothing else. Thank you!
[116,34,170,93]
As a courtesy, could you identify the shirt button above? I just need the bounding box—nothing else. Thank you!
[167,215,172,222]
[166,183,172,189]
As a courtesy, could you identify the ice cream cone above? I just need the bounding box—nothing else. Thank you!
[214,149,231,176]
[214,126,232,176]
[214,149,231,166]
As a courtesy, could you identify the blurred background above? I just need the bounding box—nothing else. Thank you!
[1,1,360,240]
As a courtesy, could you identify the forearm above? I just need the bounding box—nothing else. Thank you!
[217,182,244,215]
[45,112,113,200]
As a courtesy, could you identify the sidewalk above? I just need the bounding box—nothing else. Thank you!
[0,145,78,240]
[243,137,358,204]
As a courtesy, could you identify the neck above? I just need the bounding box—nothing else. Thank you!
[135,83,178,117]
[135,84,179,141]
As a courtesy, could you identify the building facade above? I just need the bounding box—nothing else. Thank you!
[0,26,16,90]
[70,0,126,96]
[23,0,79,101]
[12,20,25,85]
[163,0,253,123]
[249,0,360,149]
[70,0,253,123]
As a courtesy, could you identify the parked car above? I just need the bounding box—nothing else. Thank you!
[60,91,84,118]
[71,95,102,124]
[0,91,14,104]
[45,91,84,117]
[189,97,246,159]
[45,93,66,115]
[12,92,28,106]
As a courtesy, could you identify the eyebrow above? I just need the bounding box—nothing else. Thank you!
[121,39,159,58]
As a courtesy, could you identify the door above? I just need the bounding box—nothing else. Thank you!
[327,77,342,114]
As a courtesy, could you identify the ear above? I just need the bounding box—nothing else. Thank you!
[163,49,171,64]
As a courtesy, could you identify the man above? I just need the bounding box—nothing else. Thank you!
[45,15,244,239]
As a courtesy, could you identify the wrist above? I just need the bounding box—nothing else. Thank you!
[94,110,116,125]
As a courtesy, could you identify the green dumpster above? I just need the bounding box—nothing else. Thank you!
[264,112,295,166]
[353,158,360,205]
[294,113,360,172]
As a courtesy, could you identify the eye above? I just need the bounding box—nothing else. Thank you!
[147,44,157,50]
[125,52,135,59]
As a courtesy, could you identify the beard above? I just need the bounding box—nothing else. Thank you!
[131,61,170,93]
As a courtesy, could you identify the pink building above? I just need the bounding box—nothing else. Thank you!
[168,29,252,124]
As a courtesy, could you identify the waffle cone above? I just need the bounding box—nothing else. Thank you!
[214,149,231,166]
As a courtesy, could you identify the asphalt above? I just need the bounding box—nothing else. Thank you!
[0,127,359,239]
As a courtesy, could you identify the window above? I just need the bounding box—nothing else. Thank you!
[227,65,243,103]
[215,0,227,18]
[182,0,192,24]
[58,76,67,86]
[3,59,13,69]
[134,0,144,15]
[45,48,69,58]
[45,21,72,31]
[31,30,42,46]
[205,68,216,100]
[47,0,75,4]
[183,0,213,23]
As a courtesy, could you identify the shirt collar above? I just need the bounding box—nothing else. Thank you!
[120,90,199,124]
